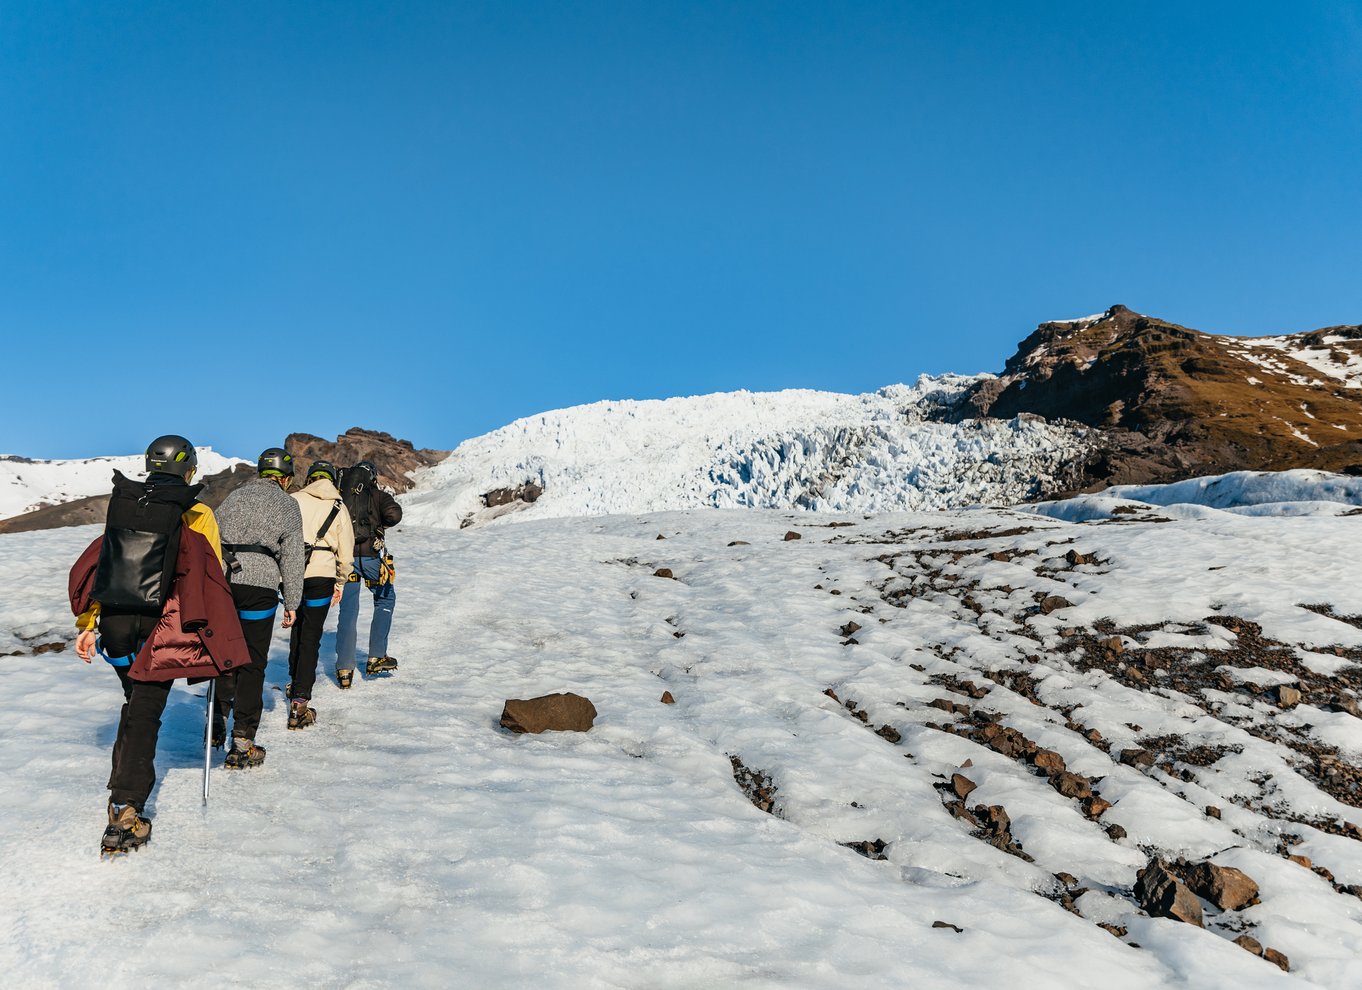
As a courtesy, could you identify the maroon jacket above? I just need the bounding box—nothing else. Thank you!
[70,528,249,681]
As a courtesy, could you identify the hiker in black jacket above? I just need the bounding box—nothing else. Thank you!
[335,460,403,682]
[212,447,305,767]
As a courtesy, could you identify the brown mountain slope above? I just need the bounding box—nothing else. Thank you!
[0,464,255,535]
[284,427,450,494]
[955,305,1362,488]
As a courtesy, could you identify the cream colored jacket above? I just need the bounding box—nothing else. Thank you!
[292,478,355,588]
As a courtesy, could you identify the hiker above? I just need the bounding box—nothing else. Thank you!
[335,460,402,681]
[71,435,248,853]
[77,440,225,701]
[286,460,354,727]
[213,446,305,766]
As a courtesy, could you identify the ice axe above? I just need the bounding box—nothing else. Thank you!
[202,678,215,804]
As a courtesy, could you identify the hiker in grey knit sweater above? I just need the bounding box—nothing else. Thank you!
[211,448,306,765]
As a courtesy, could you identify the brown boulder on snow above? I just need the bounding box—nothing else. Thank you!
[500,693,598,734]
[1185,862,1259,911]
[1134,859,1204,927]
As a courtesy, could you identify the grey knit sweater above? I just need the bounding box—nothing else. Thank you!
[215,477,306,610]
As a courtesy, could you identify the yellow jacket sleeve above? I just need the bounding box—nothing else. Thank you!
[76,604,100,633]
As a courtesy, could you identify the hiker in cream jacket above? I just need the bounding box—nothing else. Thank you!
[285,461,355,726]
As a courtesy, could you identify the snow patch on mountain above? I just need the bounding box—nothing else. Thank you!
[401,376,1095,530]
[0,448,245,519]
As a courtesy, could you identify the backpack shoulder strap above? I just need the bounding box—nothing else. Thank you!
[304,499,344,564]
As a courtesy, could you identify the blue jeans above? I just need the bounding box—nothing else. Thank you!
[336,555,396,670]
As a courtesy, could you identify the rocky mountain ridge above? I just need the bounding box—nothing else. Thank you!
[952,305,1362,490]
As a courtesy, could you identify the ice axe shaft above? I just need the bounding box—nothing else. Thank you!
[203,678,215,805]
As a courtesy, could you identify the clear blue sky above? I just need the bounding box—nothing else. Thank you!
[3,1,1359,458]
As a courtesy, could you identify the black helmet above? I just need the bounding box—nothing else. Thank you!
[145,435,197,478]
[353,459,378,481]
[306,460,339,484]
[257,447,294,478]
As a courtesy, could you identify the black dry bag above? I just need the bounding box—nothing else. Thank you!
[339,466,377,547]
[90,470,202,614]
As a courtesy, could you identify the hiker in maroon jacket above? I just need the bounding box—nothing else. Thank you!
[70,436,248,853]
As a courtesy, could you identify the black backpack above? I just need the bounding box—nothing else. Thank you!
[90,470,202,614]
[338,466,378,547]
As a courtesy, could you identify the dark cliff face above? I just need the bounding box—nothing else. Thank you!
[954,305,1362,490]
[283,428,450,493]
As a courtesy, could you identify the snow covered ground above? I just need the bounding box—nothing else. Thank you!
[401,376,1094,530]
[0,448,244,519]
[3,482,1361,987]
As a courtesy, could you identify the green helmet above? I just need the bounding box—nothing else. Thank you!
[306,460,339,484]
[257,447,294,478]
[145,435,197,478]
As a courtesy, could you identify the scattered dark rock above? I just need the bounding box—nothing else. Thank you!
[875,725,902,744]
[932,921,964,933]
[951,774,977,800]
[660,691,675,705]
[1134,859,1204,927]
[784,531,802,541]
[653,568,675,579]
[1206,805,1221,819]
[1033,749,1066,774]
[1120,748,1155,769]
[1184,861,1260,912]
[1052,772,1093,799]
[1041,596,1074,615]
[1263,948,1290,972]
[839,621,863,637]
[1106,823,1128,840]
[728,541,749,547]
[1233,935,1264,956]
[843,838,889,861]
[1082,796,1112,820]
[499,693,597,734]
[730,755,779,815]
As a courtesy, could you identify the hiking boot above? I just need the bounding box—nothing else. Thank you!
[337,668,353,689]
[224,738,267,769]
[211,714,227,749]
[366,656,398,675]
[101,802,151,854]
[288,700,317,730]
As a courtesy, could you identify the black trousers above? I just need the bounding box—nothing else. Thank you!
[100,609,159,787]
[108,678,174,809]
[288,577,335,702]
[214,584,278,741]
